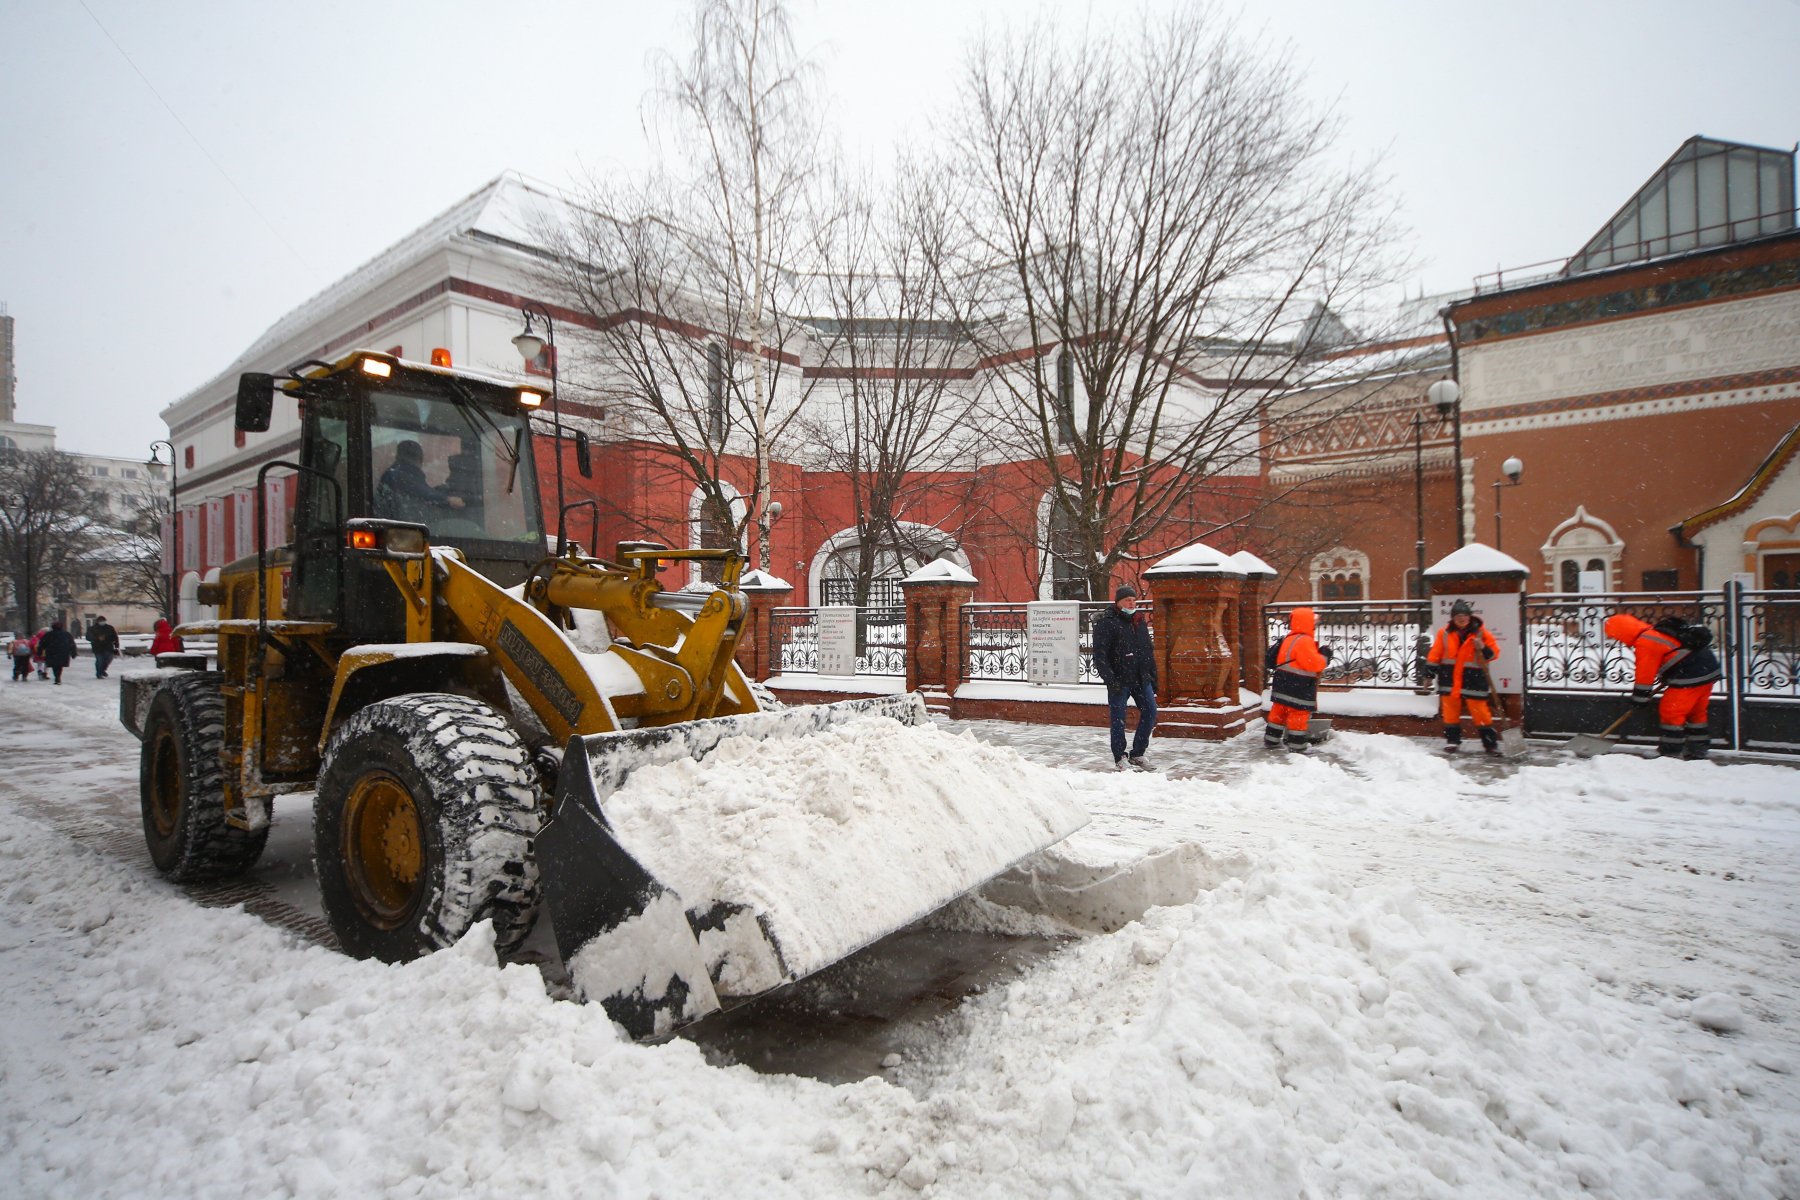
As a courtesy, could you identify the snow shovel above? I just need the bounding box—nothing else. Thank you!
[1305,716,1333,744]
[1566,707,1640,758]
[1496,726,1527,758]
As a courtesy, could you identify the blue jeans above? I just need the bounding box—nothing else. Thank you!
[1108,680,1158,761]
[95,650,116,677]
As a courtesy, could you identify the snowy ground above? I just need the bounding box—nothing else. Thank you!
[2,669,1797,1198]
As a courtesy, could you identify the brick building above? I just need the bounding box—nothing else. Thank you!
[1268,135,1800,602]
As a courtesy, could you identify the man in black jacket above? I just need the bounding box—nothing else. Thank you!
[1093,584,1158,771]
[38,620,77,685]
[86,615,120,678]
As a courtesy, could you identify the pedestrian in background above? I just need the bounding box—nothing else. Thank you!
[31,628,49,679]
[1429,600,1501,754]
[1604,613,1722,759]
[1093,584,1158,771]
[38,620,77,685]
[9,633,34,681]
[87,614,120,678]
[1265,606,1332,753]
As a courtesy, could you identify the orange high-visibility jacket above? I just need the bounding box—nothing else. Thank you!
[1268,606,1329,711]
[1428,621,1499,701]
[1604,613,1684,689]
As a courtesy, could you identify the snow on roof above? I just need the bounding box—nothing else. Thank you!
[1146,541,1244,576]
[1227,550,1277,578]
[1423,543,1530,577]
[738,569,793,590]
[174,172,578,410]
[901,558,978,584]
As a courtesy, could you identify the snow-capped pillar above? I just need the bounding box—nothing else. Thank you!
[1422,542,1532,705]
[1228,551,1278,692]
[736,569,793,683]
[901,559,979,706]
[1144,542,1246,705]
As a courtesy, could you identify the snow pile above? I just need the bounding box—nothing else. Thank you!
[596,716,1087,995]
[2,675,1796,1198]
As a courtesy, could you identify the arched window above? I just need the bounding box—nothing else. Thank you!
[1543,507,1623,592]
[1047,496,1087,600]
[1309,547,1368,603]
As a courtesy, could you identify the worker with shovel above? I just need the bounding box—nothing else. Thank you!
[1603,613,1722,759]
[1429,600,1502,754]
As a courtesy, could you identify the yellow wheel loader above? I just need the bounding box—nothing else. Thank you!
[121,350,1083,1038]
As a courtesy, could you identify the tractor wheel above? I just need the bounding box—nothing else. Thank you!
[140,672,269,881]
[315,693,541,962]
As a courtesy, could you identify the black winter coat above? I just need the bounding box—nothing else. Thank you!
[87,622,119,654]
[1092,605,1156,691]
[39,628,77,668]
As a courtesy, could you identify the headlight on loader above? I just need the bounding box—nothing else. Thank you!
[345,519,430,560]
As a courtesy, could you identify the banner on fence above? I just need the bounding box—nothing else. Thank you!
[1026,601,1082,684]
[1433,594,1523,693]
[817,606,857,677]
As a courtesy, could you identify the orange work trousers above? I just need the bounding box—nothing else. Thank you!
[1268,702,1312,735]
[1659,684,1713,729]
[1440,696,1493,727]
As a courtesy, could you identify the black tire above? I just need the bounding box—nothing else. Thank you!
[140,672,269,881]
[315,693,540,961]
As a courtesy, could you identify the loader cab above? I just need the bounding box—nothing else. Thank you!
[255,352,549,639]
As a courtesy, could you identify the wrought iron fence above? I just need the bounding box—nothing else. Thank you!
[1263,600,1433,689]
[1523,591,1732,694]
[1733,589,1800,699]
[962,601,1148,683]
[768,606,907,677]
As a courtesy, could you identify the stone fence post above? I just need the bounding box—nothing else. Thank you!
[900,559,978,705]
[735,569,793,683]
[1144,542,1246,705]
[1228,551,1277,692]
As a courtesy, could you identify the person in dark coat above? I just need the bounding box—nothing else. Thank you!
[38,620,77,685]
[86,615,120,678]
[1093,584,1158,771]
[1264,606,1332,753]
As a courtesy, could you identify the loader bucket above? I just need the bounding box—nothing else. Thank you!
[536,693,1088,1039]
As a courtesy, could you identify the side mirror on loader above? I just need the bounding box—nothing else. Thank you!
[574,430,593,479]
[236,373,275,433]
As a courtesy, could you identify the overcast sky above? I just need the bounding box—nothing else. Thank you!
[2,0,1796,460]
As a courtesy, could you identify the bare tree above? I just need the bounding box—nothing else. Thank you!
[798,164,994,604]
[949,7,1405,598]
[0,449,106,632]
[115,480,175,615]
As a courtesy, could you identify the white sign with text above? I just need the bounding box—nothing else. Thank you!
[1026,601,1082,684]
[1432,594,1523,694]
[817,606,858,677]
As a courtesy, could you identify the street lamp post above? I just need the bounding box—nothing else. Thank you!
[1411,411,1426,597]
[511,305,567,555]
[147,439,177,619]
[1427,379,1463,547]
[5,493,37,635]
[1492,456,1524,551]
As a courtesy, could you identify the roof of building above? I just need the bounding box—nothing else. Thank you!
[176,172,573,409]
[1675,421,1800,540]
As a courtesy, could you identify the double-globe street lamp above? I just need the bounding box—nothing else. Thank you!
[146,439,177,620]
[510,305,569,554]
[1425,378,1464,550]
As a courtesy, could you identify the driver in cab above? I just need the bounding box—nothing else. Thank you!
[376,439,465,524]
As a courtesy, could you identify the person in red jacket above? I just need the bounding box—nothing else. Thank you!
[149,618,185,657]
[1264,607,1332,753]
[1604,613,1723,758]
[1428,600,1502,754]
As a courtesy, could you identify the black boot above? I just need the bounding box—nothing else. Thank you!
[1478,726,1500,755]
[1442,725,1462,754]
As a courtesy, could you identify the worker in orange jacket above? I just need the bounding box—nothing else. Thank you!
[1428,600,1502,754]
[1264,607,1332,753]
[1604,613,1723,758]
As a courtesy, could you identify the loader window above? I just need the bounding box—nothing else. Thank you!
[368,390,542,546]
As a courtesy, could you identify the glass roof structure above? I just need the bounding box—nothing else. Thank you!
[1566,136,1795,275]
